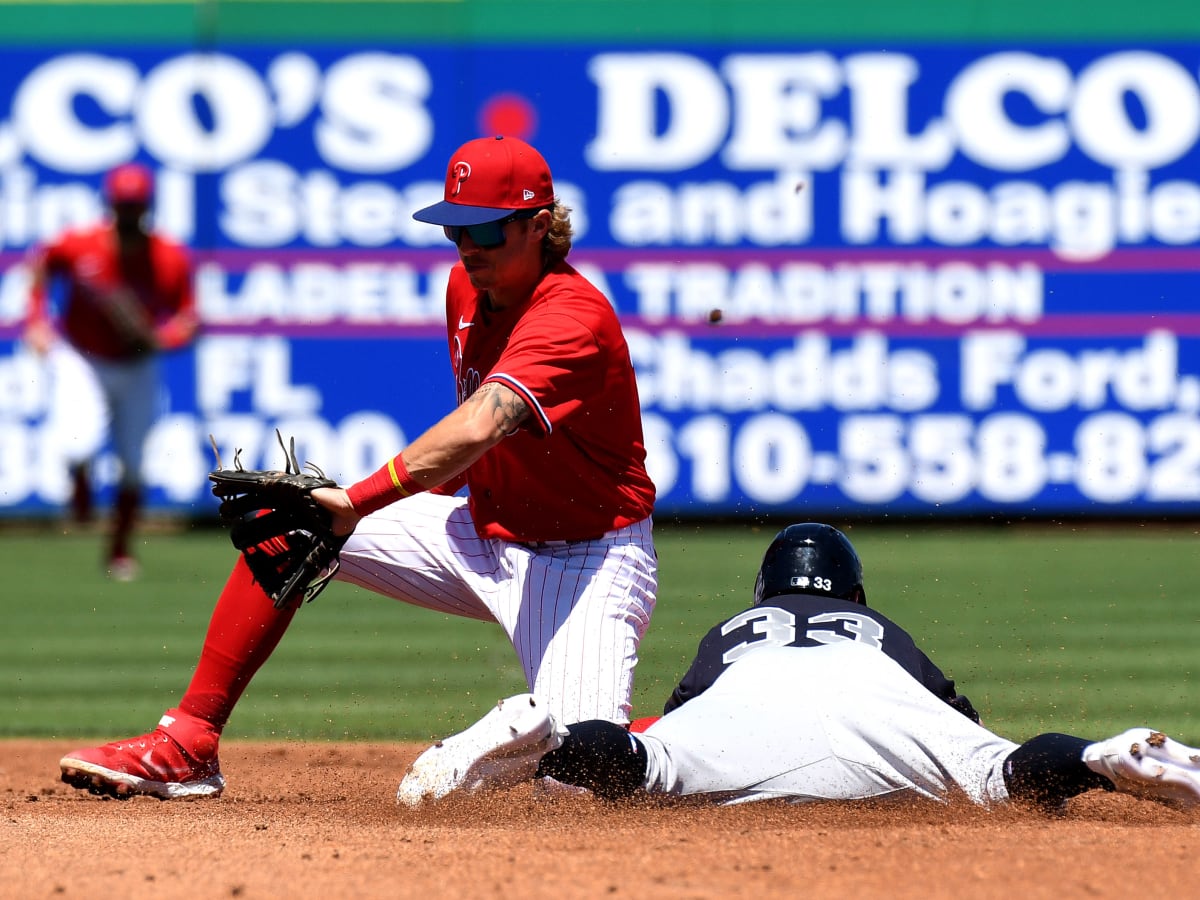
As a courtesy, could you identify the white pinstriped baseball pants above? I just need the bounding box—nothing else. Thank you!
[334,492,657,726]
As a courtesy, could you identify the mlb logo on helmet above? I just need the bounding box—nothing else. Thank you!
[414,135,554,227]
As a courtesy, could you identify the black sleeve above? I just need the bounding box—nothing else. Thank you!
[1003,733,1109,809]
[662,626,727,714]
[948,693,981,723]
[913,647,979,722]
[536,720,649,800]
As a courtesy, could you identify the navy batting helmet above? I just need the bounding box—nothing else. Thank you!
[753,523,866,606]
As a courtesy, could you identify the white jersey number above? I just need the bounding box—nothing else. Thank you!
[720,607,797,664]
[805,611,885,650]
[721,607,885,665]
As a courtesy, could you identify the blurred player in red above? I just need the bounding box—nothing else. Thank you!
[24,163,198,580]
[59,136,659,800]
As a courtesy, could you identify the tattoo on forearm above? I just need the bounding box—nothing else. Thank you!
[471,383,529,433]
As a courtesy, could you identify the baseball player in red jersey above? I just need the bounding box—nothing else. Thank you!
[25,163,198,580]
[59,136,659,801]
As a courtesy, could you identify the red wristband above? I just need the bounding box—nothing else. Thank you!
[346,454,425,516]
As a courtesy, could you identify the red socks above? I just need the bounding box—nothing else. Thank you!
[176,556,300,733]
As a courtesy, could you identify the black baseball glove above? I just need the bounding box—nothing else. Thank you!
[208,431,348,609]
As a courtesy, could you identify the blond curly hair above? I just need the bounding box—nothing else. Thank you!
[542,200,574,265]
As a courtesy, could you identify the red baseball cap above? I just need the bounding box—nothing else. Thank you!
[104,163,154,205]
[413,135,554,226]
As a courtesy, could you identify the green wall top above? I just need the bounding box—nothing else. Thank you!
[1,0,1198,45]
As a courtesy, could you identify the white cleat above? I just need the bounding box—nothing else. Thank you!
[397,693,567,807]
[1083,728,1200,808]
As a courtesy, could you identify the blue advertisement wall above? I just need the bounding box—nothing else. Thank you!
[1,39,1198,517]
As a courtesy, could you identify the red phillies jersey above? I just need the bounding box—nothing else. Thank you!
[27,225,195,360]
[445,260,656,542]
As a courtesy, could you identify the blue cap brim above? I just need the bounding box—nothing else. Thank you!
[412,201,515,226]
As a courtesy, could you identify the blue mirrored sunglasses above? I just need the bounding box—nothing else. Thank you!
[443,207,547,248]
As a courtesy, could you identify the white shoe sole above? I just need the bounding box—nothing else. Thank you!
[396,693,563,807]
[1084,729,1200,807]
[60,756,225,800]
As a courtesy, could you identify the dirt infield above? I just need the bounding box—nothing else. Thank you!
[3,739,1197,899]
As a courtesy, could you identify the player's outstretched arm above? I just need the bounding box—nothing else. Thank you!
[345,381,531,517]
[403,381,530,480]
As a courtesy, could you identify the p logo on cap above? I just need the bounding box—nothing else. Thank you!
[413,135,554,227]
[450,162,472,197]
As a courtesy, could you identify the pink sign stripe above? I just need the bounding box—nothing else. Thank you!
[3,246,1199,271]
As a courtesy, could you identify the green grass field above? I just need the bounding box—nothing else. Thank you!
[2,520,1197,744]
